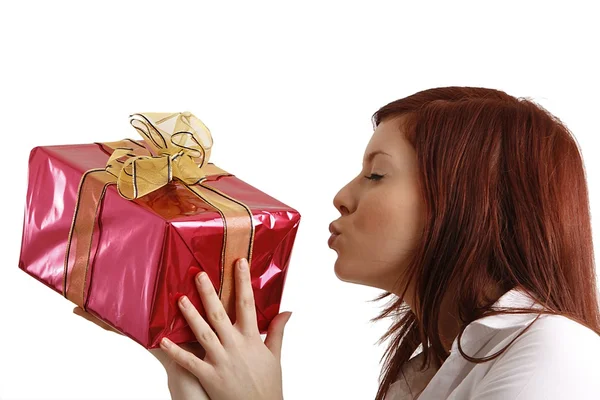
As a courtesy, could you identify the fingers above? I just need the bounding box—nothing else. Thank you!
[177,294,227,360]
[234,258,259,337]
[180,342,207,360]
[193,271,236,346]
[72,307,120,334]
[264,312,292,361]
[160,338,215,381]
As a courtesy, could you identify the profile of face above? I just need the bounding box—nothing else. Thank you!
[330,116,425,294]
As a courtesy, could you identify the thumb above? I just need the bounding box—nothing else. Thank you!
[264,311,292,361]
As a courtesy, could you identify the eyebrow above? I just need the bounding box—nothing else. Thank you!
[364,150,392,164]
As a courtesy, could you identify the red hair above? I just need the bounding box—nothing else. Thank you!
[369,87,600,400]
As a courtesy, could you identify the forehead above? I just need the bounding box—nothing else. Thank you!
[365,116,410,157]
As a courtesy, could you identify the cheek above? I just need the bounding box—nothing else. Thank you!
[355,185,424,263]
[385,193,424,250]
[363,183,422,228]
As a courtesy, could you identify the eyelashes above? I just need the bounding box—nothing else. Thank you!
[364,173,385,181]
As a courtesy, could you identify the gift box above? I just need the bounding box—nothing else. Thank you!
[18,112,301,349]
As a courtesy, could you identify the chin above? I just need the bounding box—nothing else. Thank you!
[333,258,350,281]
[334,259,390,291]
[334,259,365,285]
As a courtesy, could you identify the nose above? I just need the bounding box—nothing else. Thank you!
[333,181,353,216]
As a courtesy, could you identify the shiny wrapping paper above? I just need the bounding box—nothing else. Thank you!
[18,114,301,349]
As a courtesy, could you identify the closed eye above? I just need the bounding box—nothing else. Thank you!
[364,173,385,181]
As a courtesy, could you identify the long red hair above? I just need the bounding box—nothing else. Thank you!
[369,87,600,400]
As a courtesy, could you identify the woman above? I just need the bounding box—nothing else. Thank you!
[76,86,600,399]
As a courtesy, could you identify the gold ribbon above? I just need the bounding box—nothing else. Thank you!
[63,112,255,320]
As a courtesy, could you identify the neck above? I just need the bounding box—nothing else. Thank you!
[397,280,506,354]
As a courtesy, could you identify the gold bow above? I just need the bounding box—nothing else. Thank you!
[106,112,215,200]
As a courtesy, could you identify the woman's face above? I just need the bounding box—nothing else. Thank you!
[330,116,425,294]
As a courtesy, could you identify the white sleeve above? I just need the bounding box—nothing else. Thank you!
[470,316,600,400]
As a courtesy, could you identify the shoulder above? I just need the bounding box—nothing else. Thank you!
[471,314,600,399]
[514,314,600,354]
[519,313,599,342]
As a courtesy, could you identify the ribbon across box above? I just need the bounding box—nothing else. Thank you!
[18,112,301,349]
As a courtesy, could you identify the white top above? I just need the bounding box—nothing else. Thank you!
[384,287,600,399]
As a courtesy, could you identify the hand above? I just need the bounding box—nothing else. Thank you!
[72,307,211,400]
[159,258,292,400]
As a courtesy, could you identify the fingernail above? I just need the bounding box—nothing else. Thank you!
[179,295,190,308]
[196,272,207,284]
[161,338,172,348]
[238,258,248,271]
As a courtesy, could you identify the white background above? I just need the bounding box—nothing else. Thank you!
[1,1,599,399]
